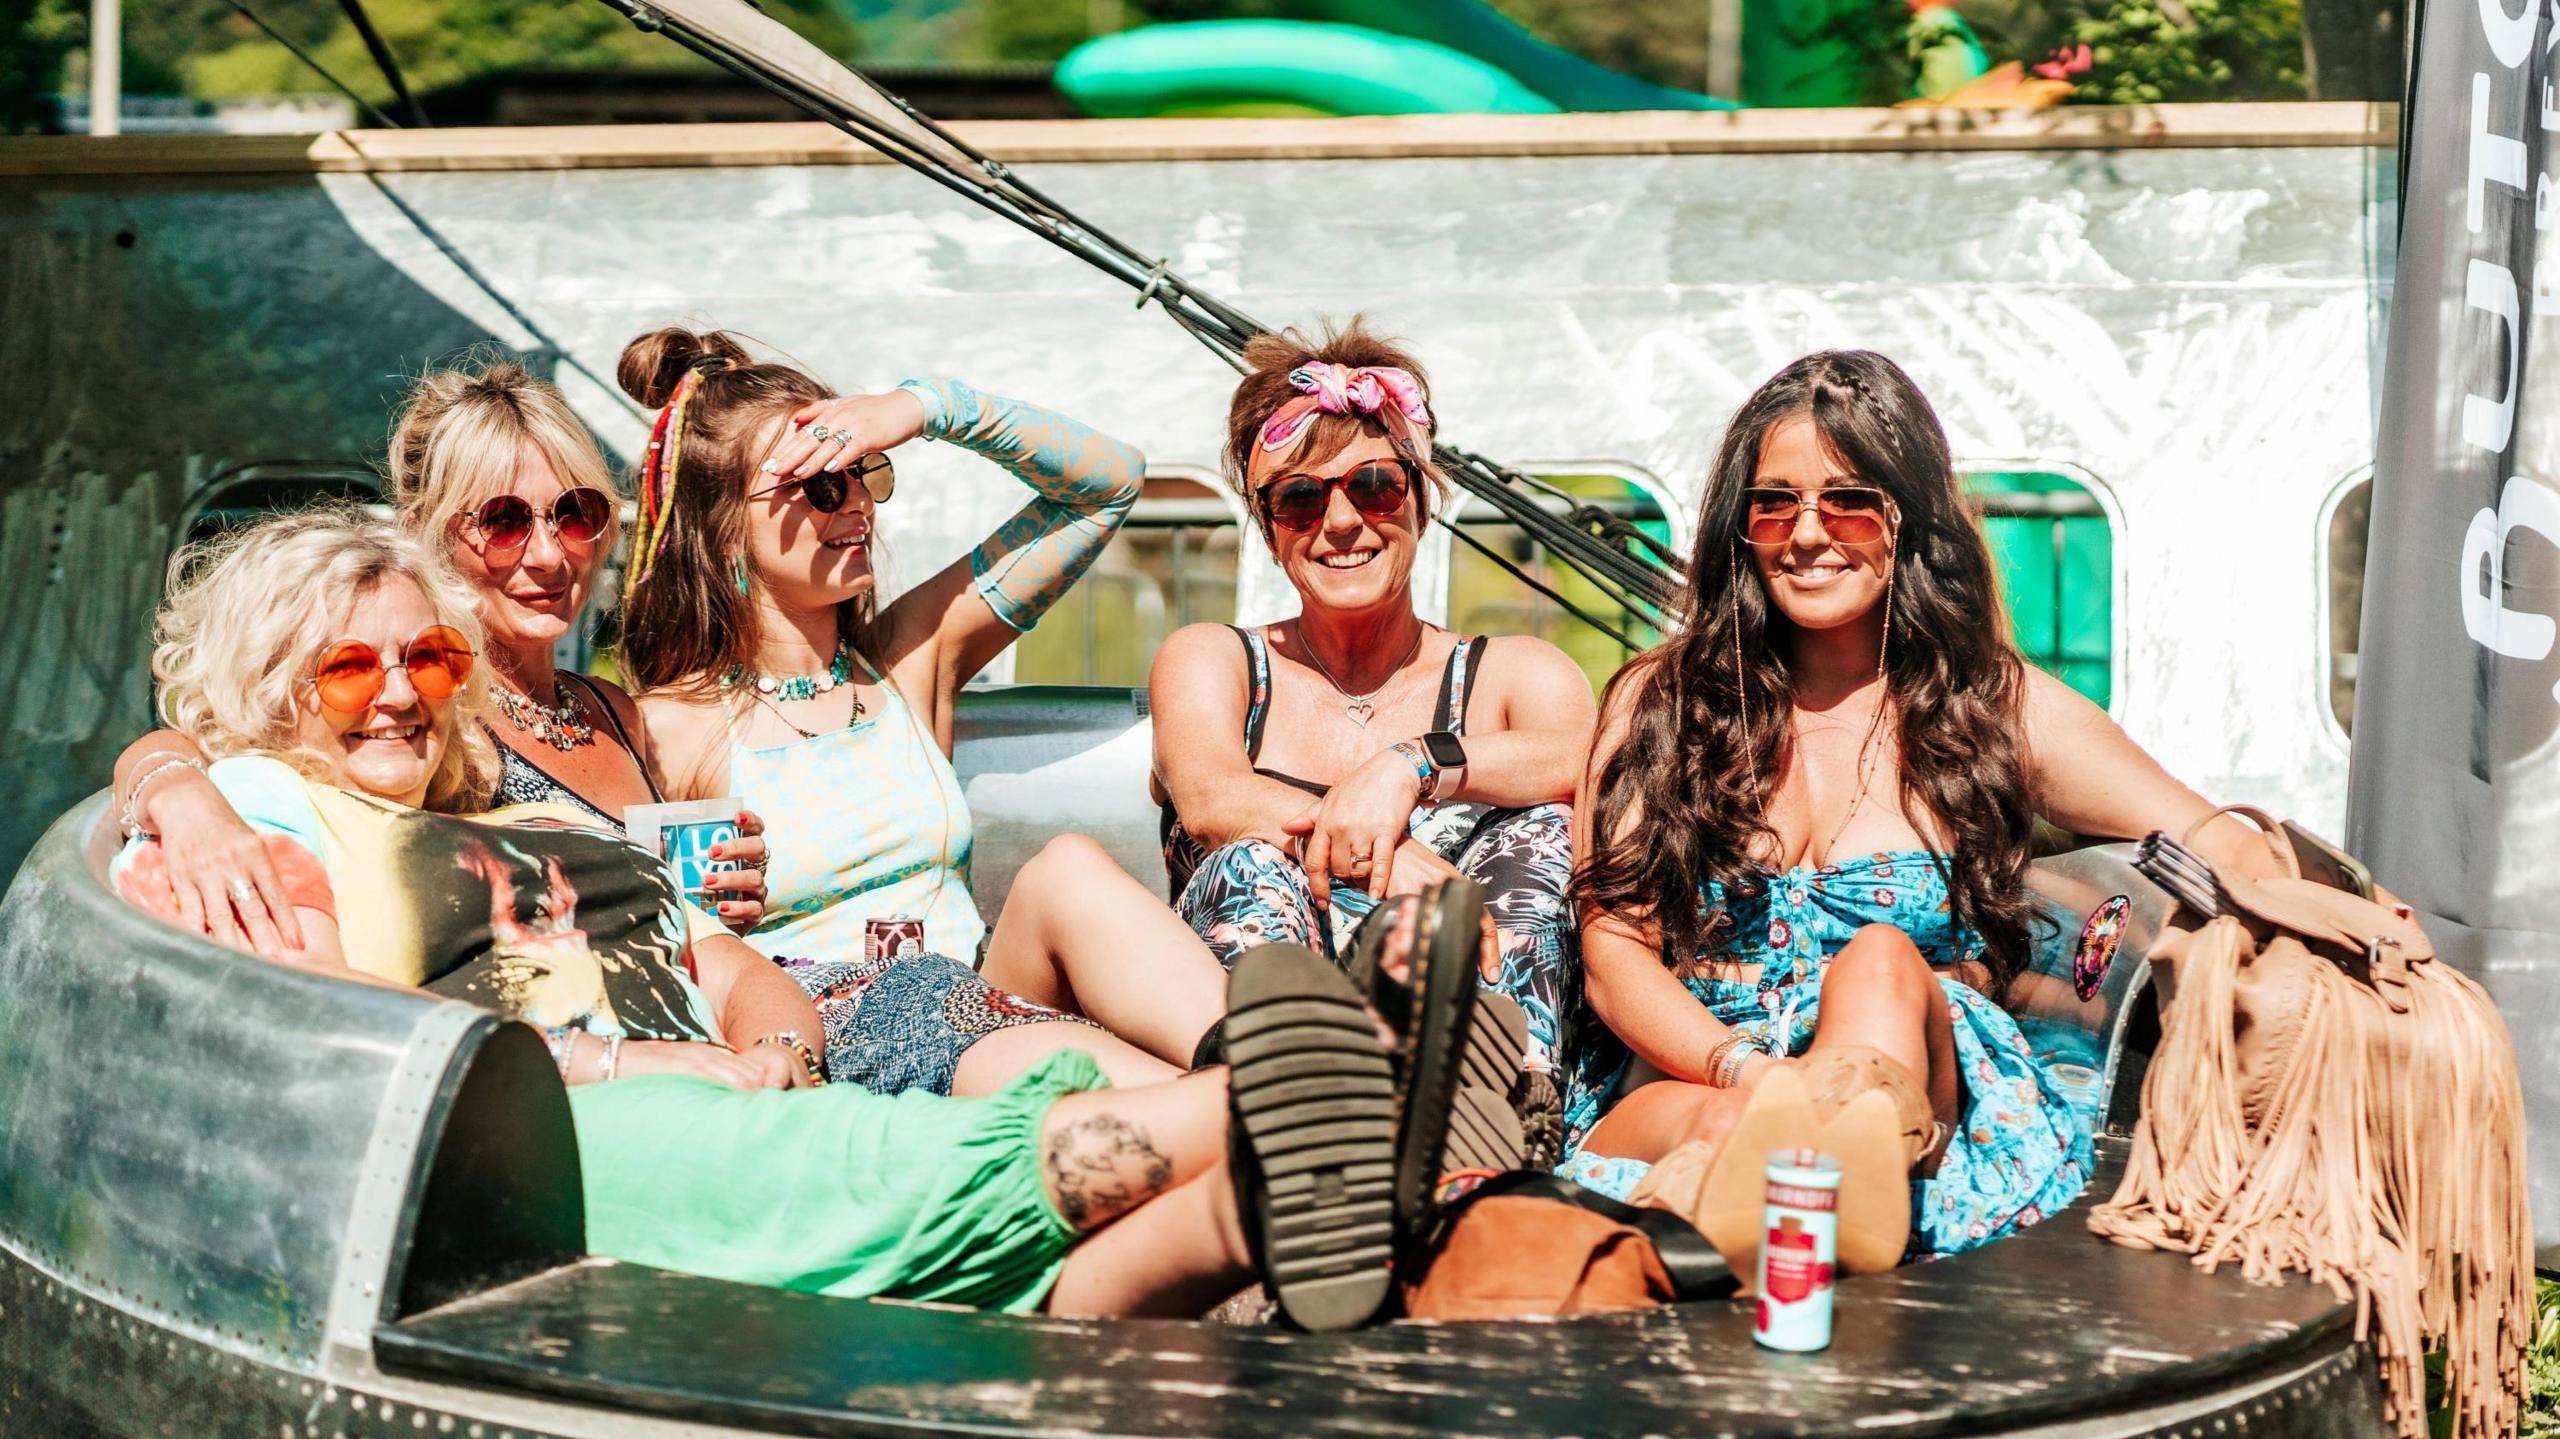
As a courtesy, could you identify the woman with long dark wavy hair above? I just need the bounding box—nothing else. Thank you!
[1562,350,2285,1273]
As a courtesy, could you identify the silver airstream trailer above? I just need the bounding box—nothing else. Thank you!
[0,0,2532,1426]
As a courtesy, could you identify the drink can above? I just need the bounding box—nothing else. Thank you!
[1753,1147,1839,1352]
[865,915,926,963]
[662,817,747,897]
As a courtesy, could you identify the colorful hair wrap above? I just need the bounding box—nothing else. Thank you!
[628,359,724,587]
[1256,361,1433,453]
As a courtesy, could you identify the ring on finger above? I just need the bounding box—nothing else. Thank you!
[807,424,834,441]
[227,878,257,906]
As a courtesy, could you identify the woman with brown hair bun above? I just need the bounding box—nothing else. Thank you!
[1148,317,1597,1154]
[1565,350,2288,1275]
[615,327,1233,1101]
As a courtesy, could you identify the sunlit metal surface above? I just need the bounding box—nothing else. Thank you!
[0,116,2393,881]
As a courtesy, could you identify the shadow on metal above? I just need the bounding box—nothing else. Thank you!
[0,699,2391,1437]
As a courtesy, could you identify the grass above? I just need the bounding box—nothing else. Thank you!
[2526,1278,2560,1439]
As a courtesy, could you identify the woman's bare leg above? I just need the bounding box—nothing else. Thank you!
[952,1019,1182,1095]
[1581,1079,1745,1165]
[981,834,1229,1065]
[1801,923,1960,1147]
[1046,1163,1253,1318]
[1579,925,1955,1166]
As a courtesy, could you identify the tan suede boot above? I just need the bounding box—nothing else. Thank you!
[1629,1049,1935,1288]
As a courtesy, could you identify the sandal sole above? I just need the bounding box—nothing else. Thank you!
[1684,1070,1914,1289]
[1226,943,1397,1332]
[1394,880,1487,1231]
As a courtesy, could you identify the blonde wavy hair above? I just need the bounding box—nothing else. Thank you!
[389,354,620,558]
[152,508,497,812]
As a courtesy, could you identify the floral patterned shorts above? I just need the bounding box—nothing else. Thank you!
[776,951,1098,1098]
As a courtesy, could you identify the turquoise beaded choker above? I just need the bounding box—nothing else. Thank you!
[741,643,853,702]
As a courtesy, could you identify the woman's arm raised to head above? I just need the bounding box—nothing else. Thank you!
[1148,622,1323,851]
[1431,635,1597,809]
[875,378,1143,717]
[1572,664,1745,1082]
[2020,666,2289,881]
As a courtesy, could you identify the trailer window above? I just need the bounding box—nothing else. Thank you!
[1011,473,1241,686]
[1967,471,2115,711]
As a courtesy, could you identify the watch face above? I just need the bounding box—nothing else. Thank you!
[1422,731,1467,769]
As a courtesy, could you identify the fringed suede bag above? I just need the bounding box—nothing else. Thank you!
[2089,808,2530,1439]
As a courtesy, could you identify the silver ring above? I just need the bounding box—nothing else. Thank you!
[227,878,256,906]
[807,424,833,441]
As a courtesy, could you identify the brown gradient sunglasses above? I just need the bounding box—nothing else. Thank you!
[309,626,476,714]
[1741,485,1895,547]
[1258,459,1414,532]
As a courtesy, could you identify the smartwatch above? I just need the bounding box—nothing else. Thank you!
[1420,731,1467,802]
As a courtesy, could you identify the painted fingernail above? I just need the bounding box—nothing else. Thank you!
[761,459,780,474]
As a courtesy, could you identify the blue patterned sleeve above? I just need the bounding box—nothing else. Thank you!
[898,376,1143,634]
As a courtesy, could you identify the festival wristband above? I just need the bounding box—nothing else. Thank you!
[1390,739,1436,794]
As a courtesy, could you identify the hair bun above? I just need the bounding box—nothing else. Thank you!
[616,327,753,408]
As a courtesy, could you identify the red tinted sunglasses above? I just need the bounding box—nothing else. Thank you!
[309,626,476,714]
[1741,486,1894,547]
[1258,459,1414,533]
[461,487,614,556]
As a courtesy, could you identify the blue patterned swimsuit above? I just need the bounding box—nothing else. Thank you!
[1561,851,2096,1257]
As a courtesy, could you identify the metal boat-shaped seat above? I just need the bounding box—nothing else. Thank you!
[0,687,2385,1437]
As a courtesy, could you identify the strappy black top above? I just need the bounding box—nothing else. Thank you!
[486,671,664,829]
[1158,625,1489,899]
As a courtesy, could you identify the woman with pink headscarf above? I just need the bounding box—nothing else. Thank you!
[1149,319,1599,1159]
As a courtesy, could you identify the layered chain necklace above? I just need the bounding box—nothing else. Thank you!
[1297,622,1427,729]
[492,677,595,753]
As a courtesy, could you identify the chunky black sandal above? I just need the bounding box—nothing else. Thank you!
[1224,942,1398,1332]
[1391,879,1488,1235]
[1343,890,1537,1185]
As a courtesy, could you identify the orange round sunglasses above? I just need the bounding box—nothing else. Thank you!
[308,626,476,714]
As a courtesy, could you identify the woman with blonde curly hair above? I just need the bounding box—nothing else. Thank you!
[110,358,771,954]
[107,507,1447,1332]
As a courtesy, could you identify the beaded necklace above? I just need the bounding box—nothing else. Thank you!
[741,642,856,702]
[492,677,595,753]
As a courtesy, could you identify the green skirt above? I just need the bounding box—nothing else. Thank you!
[570,1049,1109,1313]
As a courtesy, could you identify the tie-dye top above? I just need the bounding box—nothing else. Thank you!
[895,375,1143,634]
[110,756,726,1043]
[729,652,986,964]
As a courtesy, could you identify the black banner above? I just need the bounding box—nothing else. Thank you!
[2348,0,2560,1256]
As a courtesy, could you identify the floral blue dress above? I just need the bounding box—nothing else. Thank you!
[1559,851,2096,1257]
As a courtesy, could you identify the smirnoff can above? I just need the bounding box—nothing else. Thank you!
[1753,1148,1840,1352]
[864,914,926,963]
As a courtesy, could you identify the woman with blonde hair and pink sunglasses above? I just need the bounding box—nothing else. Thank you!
[1149,318,1599,1161]
[110,359,772,953]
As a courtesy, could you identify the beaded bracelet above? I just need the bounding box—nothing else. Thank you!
[755,1031,828,1087]
[120,755,207,839]
[1716,1037,1762,1090]
[541,1025,574,1080]
[1702,1032,1745,1089]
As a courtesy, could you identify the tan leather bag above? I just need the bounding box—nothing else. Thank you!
[2089,809,2530,1439]
[1402,1173,1734,1320]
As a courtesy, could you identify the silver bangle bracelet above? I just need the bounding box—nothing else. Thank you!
[120,755,206,839]
[600,1033,624,1083]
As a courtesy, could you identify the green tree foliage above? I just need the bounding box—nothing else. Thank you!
[0,0,78,130]
[2048,0,2304,102]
